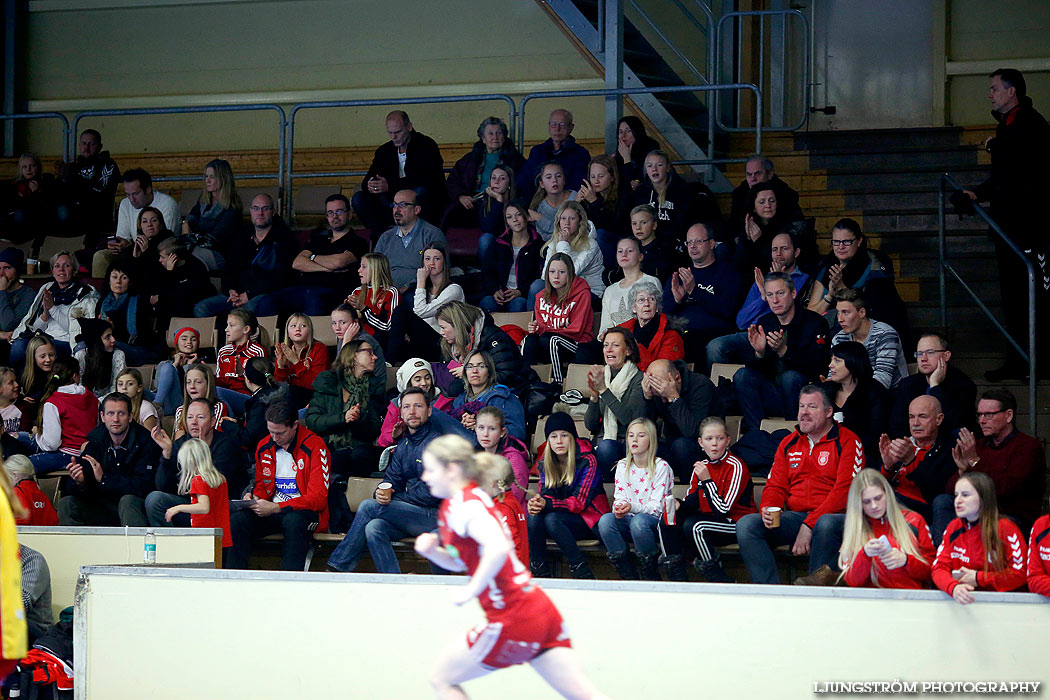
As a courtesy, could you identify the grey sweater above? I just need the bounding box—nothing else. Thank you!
[584,367,645,440]
[374,219,448,288]
[0,284,35,333]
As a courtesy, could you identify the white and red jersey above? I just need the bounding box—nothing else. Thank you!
[687,450,756,523]
[1027,515,1050,597]
[932,517,1027,594]
[438,483,533,617]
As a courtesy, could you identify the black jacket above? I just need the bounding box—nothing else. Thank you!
[73,422,160,501]
[480,226,545,296]
[361,130,447,212]
[154,429,249,498]
[635,174,723,245]
[889,365,979,439]
[729,175,802,232]
[154,255,217,320]
[884,437,956,521]
[822,378,889,466]
[744,307,830,381]
[646,361,722,440]
[222,218,298,298]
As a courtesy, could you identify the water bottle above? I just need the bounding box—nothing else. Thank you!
[144,528,157,565]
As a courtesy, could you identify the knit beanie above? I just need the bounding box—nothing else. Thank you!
[0,247,25,269]
[75,317,111,346]
[396,358,434,393]
[544,411,578,440]
[173,326,200,346]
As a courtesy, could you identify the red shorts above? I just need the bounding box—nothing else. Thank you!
[466,588,572,669]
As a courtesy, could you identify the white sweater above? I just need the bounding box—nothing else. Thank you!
[542,221,606,296]
[413,283,465,331]
[611,457,674,517]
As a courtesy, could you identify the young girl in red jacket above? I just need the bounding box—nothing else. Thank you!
[838,469,935,589]
[1027,492,1050,597]
[274,313,329,398]
[932,471,1027,604]
[163,438,232,548]
[660,416,755,582]
[3,454,58,526]
[347,252,398,348]
[28,356,98,475]
[216,308,266,417]
[521,252,594,385]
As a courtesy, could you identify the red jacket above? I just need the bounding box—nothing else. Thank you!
[842,510,935,589]
[46,389,99,455]
[932,517,1027,595]
[533,276,594,342]
[13,480,59,526]
[252,424,331,532]
[274,341,329,390]
[686,450,755,522]
[1027,515,1050,597]
[617,314,684,371]
[349,286,398,336]
[762,423,865,530]
[216,340,266,394]
[493,493,529,566]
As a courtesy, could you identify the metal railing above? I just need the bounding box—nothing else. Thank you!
[285,94,516,219]
[938,173,1037,435]
[716,8,809,132]
[0,112,72,161]
[72,103,287,197]
[517,83,761,170]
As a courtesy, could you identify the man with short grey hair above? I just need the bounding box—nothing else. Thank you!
[729,154,801,230]
[521,108,591,197]
[374,189,448,291]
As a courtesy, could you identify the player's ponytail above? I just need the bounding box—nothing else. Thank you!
[423,435,479,481]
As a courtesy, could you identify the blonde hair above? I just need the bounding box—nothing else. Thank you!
[20,336,56,394]
[423,434,486,482]
[197,158,242,211]
[362,253,395,300]
[0,466,27,521]
[3,455,36,485]
[541,200,590,255]
[838,470,927,585]
[473,452,523,497]
[542,431,577,488]
[283,313,315,360]
[435,301,482,361]
[177,364,218,434]
[176,438,226,495]
[116,368,146,422]
[624,417,659,480]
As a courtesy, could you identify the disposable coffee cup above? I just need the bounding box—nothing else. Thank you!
[26,259,37,275]
[664,495,677,526]
[766,506,782,527]
[377,481,393,499]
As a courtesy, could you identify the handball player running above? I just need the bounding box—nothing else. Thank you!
[415,435,610,700]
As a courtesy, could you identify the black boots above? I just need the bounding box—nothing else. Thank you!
[568,560,596,579]
[661,554,689,582]
[637,553,662,581]
[607,551,639,580]
[694,554,735,583]
[530,559,552,578]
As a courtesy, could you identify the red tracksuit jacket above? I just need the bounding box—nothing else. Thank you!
[252,425,331,532]
[932,517,1027,594]
[349,286,398,337]
[686,451,756,522]
[842,510,935,589]
[274,341,330,390]
[1027,515,1050,597]
[216,340,266,394]
[761,423,865,530]
[13,480,58,526]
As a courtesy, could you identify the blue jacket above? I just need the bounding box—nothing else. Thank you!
[450,384,526,442]
[385,413,471,508]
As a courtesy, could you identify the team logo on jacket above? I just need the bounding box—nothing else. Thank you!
[262,468,272,477]
[817,451,830,466]
[297,459,305,471]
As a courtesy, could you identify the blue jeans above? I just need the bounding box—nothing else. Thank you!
[327,498,438,574]
[479,294,528,313]
[153,361,183,415]
[594,439,624,480]
[477,232,495,263]
[144,491,191,528]
[527,510,597,567]
[598,512,661,557]
[29,451,71,476]
[736,510,844,584]
[193,293,280,318]
[706,331,752,367]
[9,338,72,374]
[216,387,250,418]
[930,494,955,548]
[732,367,807,432]
[525,278,546,311]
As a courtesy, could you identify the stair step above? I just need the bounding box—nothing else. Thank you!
[826,168,988,193]
[808,150,980,173]
[794,127,971,153]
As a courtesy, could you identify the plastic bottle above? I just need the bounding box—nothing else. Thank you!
[144,528,157,564]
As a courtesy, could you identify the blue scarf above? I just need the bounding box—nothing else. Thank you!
[100,292,138,337]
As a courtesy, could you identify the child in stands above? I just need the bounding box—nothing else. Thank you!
[0,367,22,435]
[153,326,214,416]
[475,450,529,567]
[932,471,1027,604]
[598,417,673,581]
[174,364,231,440]
[1028,492,1050,597]
[215,308,265,416]
[115,368,158,431]
[522,253,594,386]
[660,416,755,582]
[3,454,58,525]
[164,438,231,547]
[348,252,398,348]
[274,312,328,404]
[474,405,529,507]
[74,317,125,398]
[630,204,674,280]
[29,356,98,475]
[838,469,935,589]
[528,161,575,242]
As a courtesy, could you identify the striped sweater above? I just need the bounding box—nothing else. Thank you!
[832,319,908,389]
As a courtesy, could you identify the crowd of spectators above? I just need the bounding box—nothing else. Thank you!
[0,70,1047,602]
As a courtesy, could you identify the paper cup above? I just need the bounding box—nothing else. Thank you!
[766,506,782,527]
[376,481,393,499]
[664,495,677,526]
[26,259,37,275]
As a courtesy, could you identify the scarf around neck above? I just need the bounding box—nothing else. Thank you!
[602,361,639,441]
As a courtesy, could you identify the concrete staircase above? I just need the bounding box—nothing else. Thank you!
[719,127,1048,441]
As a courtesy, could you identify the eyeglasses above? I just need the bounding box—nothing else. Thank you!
[830,238,857,247]
[391,201,416,209]
[548,121,570,128]
[913,349,946,358]
[687,238,713,245]
[976,409,1006,419]
[250,205,274,212]
[326,208,348,217]
[464,363,487,370]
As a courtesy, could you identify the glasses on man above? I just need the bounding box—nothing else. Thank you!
[914,349,946,358]
[391,201,415,209]
[250,205,273,212]
[548,121,569,128]
[326,208,348,217]
[830,238,857,247]
[976,409,1006,419]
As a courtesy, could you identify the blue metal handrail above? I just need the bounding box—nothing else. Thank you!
[0,112,72,161]
[938,173,1037,435]
[516,83,761,166]
[72,103,287,203]
[286,94,517,220]
[716,9,809,132]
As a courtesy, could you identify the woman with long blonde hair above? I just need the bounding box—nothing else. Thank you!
[275,312,329,395]
[182,158,243,271]
[838,470,935,589]
[348,252,399,347]
[538,200,605,300]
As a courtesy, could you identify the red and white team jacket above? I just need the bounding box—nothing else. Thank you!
[493,493,529,567]
[439,483,533,618]
[842,510,935,589]
[349,286,399,336]
[932,517,1027,594]
[532,276,595,343]
[216,340,266,394]
[687,450,756,522]
[252,425,331,532]
[1027,515,1050,597]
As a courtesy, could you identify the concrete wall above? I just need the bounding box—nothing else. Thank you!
[75,567,1050,700]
